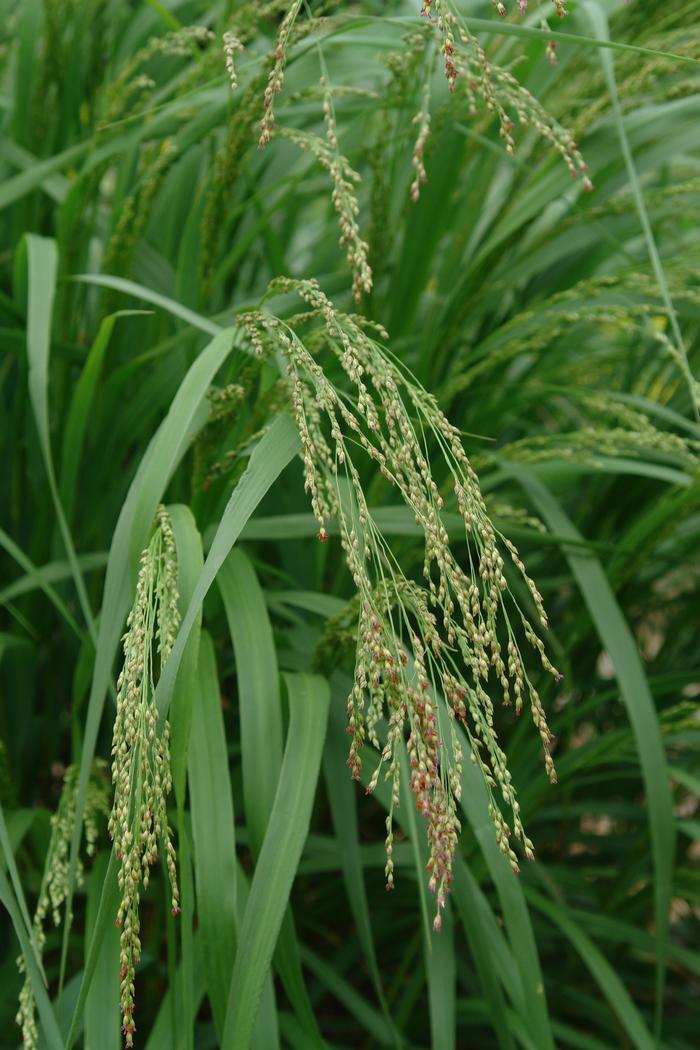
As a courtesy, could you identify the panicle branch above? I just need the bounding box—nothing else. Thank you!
[16,762,110,1050]
[278,83,372,299]
[223,30,244,91]
[258,0,303,147]
[418,0,590,191]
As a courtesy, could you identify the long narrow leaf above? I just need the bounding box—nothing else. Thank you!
[188,631,238,1039]
[218,550,323,1043]
[221,672,330,1050]
[0,866,62,1050]
[511,466,675,1038]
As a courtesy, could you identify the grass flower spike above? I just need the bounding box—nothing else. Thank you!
[258,0,303,147]
[240,278,560,929]
[278,81,372,299]
[223,31,244,91]
[109,506,181,1047]
[16,762,110,1050]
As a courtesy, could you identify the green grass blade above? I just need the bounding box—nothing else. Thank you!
[168,506,203,1050]
[236,861,282,1050]
[511,466,675,1040]
[0,800,42,967]
[144,929,206,1050]
[526,890,655,1050]
[59,310,151,522]
[84,852,120,1050]
[145,0,181,31]
[175,819,195,1050]
[301,944,395,1046]
[72,274,222,335]
[25,234,58,464]
[217,550,323,1043]
[168,504,204,808]
[427,901,456,1050]
[217,549,283,854]
[0,552,107,607]
[188,630,238,1040]
[1,139,69,202]
[221,672,330,1050]
[64,852,120,1050]
[322,698,398,1043]
[454,723,556,1050]
[583,1,698,423]
[190,646,281,1046]
[0,866,62,1050]
[25,234,97,652]
[550,1020,617,1050]
[0,139,89,211]
[451,858,518,1050]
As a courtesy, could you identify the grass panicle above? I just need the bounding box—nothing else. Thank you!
[108,507,181,1048]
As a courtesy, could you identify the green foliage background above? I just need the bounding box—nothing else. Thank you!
[1,1,699,1048]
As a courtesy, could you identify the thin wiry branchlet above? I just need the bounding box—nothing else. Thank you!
[538,19,559,65]
[489,1,566,15]
[322,82,372,299]
[240,278,560,929]
[420,0,459,92]
[277,86,372,299]
[418,4,590,191]
[410,83,431,202]
[258,0,303,148]
[461,30,590,188]
[16,762,110,1050]
[223,31,244,91]
[109,506,180,1048]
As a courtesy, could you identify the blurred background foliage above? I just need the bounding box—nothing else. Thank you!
[0,0,699,1047]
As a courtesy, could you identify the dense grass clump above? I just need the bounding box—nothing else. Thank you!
[1,2,699,1048]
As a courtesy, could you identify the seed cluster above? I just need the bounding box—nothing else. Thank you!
[239,277,560,928]
[419,0,591,190]
[410,84,431,202]
[109,506,180,1047]
[489,0,566,15]
[16,762,110,1050]
[278,82,372,300]
[420,0,459,92]
[223,30,244,92]
[258,0,303,147]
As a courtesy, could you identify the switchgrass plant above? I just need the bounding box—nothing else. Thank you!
[1,1,699,1048]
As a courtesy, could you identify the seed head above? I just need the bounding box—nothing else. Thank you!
[258,1,303,148]
[241,279,559,927]
[109,506,181,1047]
[15,761,109,1050]
[223,31,244,92]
